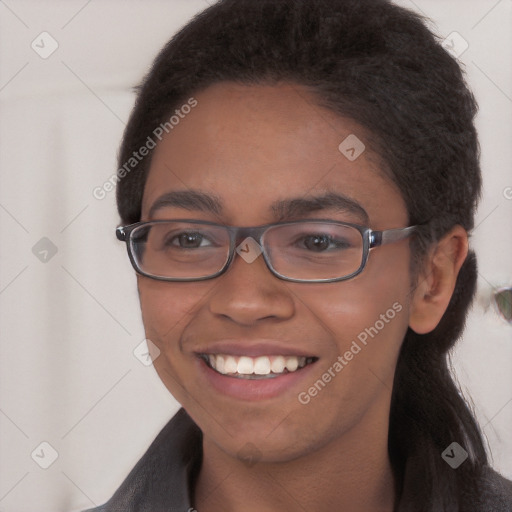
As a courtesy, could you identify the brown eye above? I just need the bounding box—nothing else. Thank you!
[170,232,205,248]
[299,234,351,252]
[302,234,331,252]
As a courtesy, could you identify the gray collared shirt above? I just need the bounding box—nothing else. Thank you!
[84,407,512,511]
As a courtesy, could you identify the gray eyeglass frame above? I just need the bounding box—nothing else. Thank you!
[116,218,418,283]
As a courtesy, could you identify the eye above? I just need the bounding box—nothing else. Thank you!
[167,231,212,249]
[300,234,351,252]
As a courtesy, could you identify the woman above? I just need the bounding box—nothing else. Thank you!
[87,0,512,510]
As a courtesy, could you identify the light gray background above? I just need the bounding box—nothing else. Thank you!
[0,1,511,511]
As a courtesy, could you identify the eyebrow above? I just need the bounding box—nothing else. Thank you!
[148,189,369,224]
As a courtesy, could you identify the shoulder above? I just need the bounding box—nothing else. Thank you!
[82,408,201,512]
[457,466,512,511]
[473,466,512,511]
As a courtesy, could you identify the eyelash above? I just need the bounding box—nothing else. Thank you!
[165,231,353,252]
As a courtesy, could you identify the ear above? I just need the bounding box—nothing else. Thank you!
[409,225,469,334]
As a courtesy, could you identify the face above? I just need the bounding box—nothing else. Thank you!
[138,82,414,463]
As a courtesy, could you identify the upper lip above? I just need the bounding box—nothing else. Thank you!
[194,340,318,358]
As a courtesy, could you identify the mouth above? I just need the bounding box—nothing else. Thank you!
[198,353,318,380]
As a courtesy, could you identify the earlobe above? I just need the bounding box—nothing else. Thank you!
[408,225,469,334]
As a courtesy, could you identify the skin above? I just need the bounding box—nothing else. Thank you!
[137,82,468,512]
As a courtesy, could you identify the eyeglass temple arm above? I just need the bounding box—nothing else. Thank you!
[370,226,418,248]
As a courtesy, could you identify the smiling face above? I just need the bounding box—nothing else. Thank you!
[138,82,414,463]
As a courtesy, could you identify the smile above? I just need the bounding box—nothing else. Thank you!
[199,354,317,379]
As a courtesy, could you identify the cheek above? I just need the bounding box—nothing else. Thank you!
[304,249,412,373]
[137,277,216,351]
[292,277,410,430]
[137,278,217,402]
[307,280,409,367]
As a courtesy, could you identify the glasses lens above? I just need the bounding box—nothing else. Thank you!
[493,288,512,324]
[130,222,230,279]
[263,222,364,281]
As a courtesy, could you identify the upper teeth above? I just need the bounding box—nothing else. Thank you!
[205,354,311,376]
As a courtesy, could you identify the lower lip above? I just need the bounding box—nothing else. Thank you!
[196,357,317,401]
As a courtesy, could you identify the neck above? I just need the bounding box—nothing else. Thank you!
[194,405,396,512]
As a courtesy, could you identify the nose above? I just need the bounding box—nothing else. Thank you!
[207,243,295,326]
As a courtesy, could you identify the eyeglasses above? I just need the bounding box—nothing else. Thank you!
[116,219,418,283]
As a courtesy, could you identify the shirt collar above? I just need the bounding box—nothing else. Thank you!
[92,408,202,511]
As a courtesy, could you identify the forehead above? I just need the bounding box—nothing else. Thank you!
[141,82,407,227]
